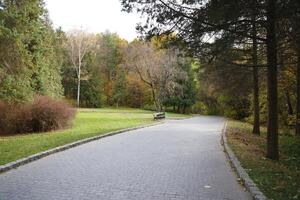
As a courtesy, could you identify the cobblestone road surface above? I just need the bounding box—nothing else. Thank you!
[0,116,251,200]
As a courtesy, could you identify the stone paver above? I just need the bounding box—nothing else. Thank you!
[0,116,251,200]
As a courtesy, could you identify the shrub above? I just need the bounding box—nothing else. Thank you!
[0,96,76,135]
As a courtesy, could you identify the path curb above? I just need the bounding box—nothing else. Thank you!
[221,121,268,200]
[0,122,163,174]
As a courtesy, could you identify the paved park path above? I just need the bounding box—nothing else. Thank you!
[0,116,251,200]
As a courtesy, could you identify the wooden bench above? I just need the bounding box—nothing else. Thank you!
[153,112,165,120]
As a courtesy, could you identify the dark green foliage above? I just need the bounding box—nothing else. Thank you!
[218,94,250,119]
[196,48,253,119]
[112,68,127,107]
[80,78,103,108]
[163,57,197,113]
[61,62,77,100]
[98,32,125,105]
[0,0,63,103]
[82,51,104,108]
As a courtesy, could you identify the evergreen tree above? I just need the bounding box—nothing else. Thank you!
[112,67,127,108]
[0,0,63,103]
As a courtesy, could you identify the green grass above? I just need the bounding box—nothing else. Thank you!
[165,112,192,119]
[0,108,190,165]
[227,120,300,200]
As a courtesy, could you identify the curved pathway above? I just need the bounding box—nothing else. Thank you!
[0,116,251,200]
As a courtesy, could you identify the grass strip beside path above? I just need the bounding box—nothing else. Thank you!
[227,120,300,200]
[0,108,190,165]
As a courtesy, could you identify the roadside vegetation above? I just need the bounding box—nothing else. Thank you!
[227,120,300,200]
[0,96,75,135]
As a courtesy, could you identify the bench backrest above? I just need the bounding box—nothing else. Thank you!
[153,112,165,119]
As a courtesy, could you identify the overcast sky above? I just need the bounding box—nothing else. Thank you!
[44,0,141,41]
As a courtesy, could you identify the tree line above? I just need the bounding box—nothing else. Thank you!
[0,0,197,113]
[63,30,197,112]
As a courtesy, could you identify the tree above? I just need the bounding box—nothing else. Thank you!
[0,0,63,103]
[112,67,126,107]
[124,41,183,111]
[250,0,261,135]
[79,50,103,108]
[65,29,94,107]
[163,57,197,113]
[123,41,161,110]
[265,0,278,160]
[95,32,126,106]
[296,38,300,136]
[288,0,300,136]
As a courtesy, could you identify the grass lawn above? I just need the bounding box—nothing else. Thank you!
[227,120,300,200]
[165,112,192,119]
[0,108,190,165]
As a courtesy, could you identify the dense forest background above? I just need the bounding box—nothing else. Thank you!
[0,1,299,139]
[0,1,198,113]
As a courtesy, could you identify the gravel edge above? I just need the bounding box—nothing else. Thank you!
[221,121,268,200]
[0,122,163,174]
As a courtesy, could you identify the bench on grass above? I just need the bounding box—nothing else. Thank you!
[153,112,165,120]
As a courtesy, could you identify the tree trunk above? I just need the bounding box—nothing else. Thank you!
[296,50,300,136]
[252,66,260,135]
[177,105,180,113]
[294,3,300,136]
[77,77,80,108]
[77,47,82,108]
[285,90,293,115]
[183,106,187,114]
[252,12,260,135]
[151,85,159,111]
[77,61,81,108]
[266,0,279,160]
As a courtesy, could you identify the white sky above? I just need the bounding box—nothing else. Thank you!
[44,0,141,41]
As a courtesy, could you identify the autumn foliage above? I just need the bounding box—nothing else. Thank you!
[0,96,75,135]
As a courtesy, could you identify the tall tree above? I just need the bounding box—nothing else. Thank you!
[251,0,260,135]
[124,41,183,111]
[112,67,127,108]
[123,41,162,110]
[96,32,125,105]
[296,42,300,136]
[65,29,94,107]
[265,0,278,160]
[290,0,300,136]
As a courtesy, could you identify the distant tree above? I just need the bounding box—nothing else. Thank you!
[79,51,103,108]
[125,74,151,108]
[124,41,182,111]
[163,58,197,113]
[123,41,160,110]
[65,29,94,107]
[112,67,127,108]
[96,32,126,106]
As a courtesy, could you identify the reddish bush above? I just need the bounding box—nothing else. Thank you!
[0,96,76,135]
